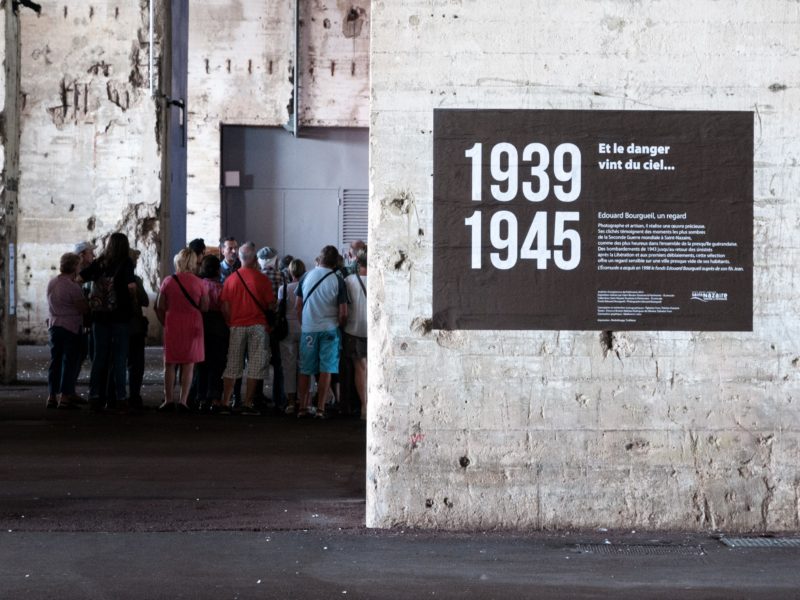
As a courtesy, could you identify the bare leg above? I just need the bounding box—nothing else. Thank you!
[163,363,176,406]
[221,377,235,407]
[297,374,311,412]
[354,358,367,418]
[179,363,195,406]
[244,378,260,407]
[316,372,332,412]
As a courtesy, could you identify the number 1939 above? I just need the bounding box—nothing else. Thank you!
[463,142,582,271]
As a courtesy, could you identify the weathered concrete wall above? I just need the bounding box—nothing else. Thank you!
[368,1,800,530]
[0,7,5,174]
[186,0,370,243]
[14,0,371,342]
[17,1,162,341]
[1,4,11,380]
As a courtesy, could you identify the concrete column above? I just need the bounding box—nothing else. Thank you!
[1,1,20,383]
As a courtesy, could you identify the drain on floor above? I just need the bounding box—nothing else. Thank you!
[719,537,800,548]
[576,544,705,556]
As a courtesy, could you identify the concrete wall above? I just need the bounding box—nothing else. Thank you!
[16,1,162,341]
[13,0,370,342]
[367,1,800,530]
[186,0,370,244]
[0,7,5,174]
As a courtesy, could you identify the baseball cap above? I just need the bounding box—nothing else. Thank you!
[74,241,96,254]
[257,246,278,260]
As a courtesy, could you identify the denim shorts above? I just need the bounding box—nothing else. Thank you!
[299,328,340,375]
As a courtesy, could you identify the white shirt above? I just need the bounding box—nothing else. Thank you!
[344,273,367,338]
[278,280,300,334]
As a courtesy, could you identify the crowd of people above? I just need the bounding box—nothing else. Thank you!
[45,233,369,420]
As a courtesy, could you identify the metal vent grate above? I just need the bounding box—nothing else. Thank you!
[576,544,705,556]
[341,188,368,245]
[720,537,800,548]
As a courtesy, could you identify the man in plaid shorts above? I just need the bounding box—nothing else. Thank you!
[220,241,275,414]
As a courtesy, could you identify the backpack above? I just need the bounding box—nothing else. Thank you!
[88,273,117,312]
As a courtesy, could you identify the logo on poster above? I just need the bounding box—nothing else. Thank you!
[691,291,728,302]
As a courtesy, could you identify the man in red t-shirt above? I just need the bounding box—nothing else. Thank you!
[220,241,275,414]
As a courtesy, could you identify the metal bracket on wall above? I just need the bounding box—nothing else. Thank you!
[162,95,186,147]
[12,0,41,15]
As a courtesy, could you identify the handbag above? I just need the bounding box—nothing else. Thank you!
[88,266,121,312]
[273,279,289,341]
[235,270,278,330]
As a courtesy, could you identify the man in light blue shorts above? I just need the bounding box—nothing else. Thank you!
[295,245,348,419]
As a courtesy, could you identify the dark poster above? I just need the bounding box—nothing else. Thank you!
[432,109,753,331]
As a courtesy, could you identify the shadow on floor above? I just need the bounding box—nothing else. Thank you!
[1,345,366,533]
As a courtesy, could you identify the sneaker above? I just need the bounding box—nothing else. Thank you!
[46,395,57,409]
[239,405,261,416]
[284,403,297,415]
[57,394,80,410]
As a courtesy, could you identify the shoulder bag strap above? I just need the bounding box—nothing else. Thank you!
[235,269,268,314]
[172,274,201,311]
[355,273,366,297]
[301,270,335,306]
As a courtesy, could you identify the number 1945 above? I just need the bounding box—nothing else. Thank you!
[464,142,582,271]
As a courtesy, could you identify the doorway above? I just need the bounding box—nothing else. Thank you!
[220,126,368,265]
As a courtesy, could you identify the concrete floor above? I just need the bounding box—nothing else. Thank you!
[2,346,800,599]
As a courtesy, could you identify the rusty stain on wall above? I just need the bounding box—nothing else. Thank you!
[128,40,148,89]
[342,6,366,38]
[46,78,89,127]
[112,201,161,292]
[88,61,112,76]
[410,317,433,335]
[106,81,130,111]
[31,45,52,65]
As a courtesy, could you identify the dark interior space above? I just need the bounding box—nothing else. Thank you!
[0,347,366,533]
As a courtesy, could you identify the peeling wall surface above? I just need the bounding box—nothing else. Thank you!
[368,2,800,530]
[186,0,370,243]
[14,0,370,341]
[0,7,6,173]
[17,1,161,341]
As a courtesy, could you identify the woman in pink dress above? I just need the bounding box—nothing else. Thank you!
[155,248,208,411]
